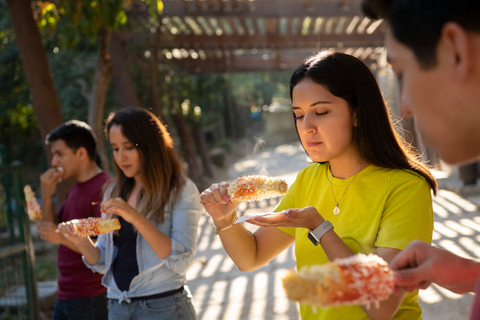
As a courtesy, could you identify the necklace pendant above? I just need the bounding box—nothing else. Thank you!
[333,206,340,215]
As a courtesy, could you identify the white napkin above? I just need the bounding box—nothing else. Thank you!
[235,211,283,224]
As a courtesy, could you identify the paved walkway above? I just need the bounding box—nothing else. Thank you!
[186,142,480,320]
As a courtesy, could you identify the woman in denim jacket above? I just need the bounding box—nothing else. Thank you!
[60,107,202,319]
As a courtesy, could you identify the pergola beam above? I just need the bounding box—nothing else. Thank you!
[160,0,362,18]
[122,32,385,50]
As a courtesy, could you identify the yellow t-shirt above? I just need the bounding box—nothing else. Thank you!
[277,162,434,320]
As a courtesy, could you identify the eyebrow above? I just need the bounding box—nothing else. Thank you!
[292,101,332,109]
[110,141,132,146]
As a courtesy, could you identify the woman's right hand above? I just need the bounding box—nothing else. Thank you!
[199,181,238,223]
[57,221,90,247]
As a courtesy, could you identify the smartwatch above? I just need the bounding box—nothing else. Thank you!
[308,220,334,246]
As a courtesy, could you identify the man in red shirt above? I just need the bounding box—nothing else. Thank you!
[37,120,110,320]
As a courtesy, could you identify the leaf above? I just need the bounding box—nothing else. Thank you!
[115,11,127,26]
[157,0,164,13]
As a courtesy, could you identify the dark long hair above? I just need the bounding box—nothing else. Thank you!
[290,51,437,194]
[104,107,186,222]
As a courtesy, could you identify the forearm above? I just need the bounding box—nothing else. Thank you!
[361,291,405,320]
[218,223,262,272]
[75,237,101,265]
[41,196,57,223]
[132,214,172,259]
[214,212,290,272]
[320,229,355,260]
[440,255,480,293]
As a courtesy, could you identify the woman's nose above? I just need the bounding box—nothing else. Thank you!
[118,149,125,159]
[301,113,316,133]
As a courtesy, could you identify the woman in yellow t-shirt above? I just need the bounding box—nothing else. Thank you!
[200,51,437,320]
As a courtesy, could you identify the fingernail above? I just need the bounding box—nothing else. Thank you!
[254,218,259,221]
[284,210,291,217]
[223,196,229,202]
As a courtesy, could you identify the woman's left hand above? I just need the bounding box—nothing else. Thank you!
[101,198,140,224]
[247,206,324,230]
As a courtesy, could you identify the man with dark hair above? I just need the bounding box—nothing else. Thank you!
[37,120,109,319]
[362,0,480,317]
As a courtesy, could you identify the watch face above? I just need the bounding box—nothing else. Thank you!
[308,232,319,246]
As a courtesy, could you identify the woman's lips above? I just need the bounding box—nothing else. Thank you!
[121,165,131,170]
[306,141,321,148]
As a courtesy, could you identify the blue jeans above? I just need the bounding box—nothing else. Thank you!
[51,292,108,320]
[107,288,197,320]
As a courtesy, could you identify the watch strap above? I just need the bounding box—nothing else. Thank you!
[308,220,334,246]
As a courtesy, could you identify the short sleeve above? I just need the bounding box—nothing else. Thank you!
[375,176,434,249]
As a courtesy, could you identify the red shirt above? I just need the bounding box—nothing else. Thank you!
[56,172,110,300]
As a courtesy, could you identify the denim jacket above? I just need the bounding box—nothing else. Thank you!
[84,179,202,303]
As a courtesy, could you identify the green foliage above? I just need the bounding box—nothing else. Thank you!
[35,0,164,45]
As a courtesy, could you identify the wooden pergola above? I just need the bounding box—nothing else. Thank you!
[125,0,386,74]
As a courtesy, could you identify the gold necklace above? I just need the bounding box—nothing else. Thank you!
[329,164,364,215]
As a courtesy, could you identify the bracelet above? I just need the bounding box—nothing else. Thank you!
[214,211,238,235]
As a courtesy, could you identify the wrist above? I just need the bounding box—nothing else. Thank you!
[308,220,334,246]
[213,211,238,235]
[308,217,326,231]
[41,194,53,202]
[213,211,237,229]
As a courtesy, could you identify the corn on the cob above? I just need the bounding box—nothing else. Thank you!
[24,185,42,221]
[282,253,394,308]
[71,217,121,237]
[227,175,288,202]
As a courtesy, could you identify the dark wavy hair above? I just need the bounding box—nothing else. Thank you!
[290,51,437,194]
[362,0,480,69]
[104,107,186,223]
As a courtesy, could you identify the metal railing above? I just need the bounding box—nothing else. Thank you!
[0,158,40,319]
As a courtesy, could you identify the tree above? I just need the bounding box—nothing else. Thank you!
[33,0,164,169]
[5,0,64,160]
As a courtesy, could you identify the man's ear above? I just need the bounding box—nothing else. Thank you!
[442,22,471,82]
[76,147,87,161]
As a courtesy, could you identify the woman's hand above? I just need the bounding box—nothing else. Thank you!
[199,182,238,223]
[101,197,140,224]
[57,221,91,247]
[247,206,324,230]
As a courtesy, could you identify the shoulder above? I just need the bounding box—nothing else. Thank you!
[175,179,201,204]
[182,179,200,196]
[365,165,431,191]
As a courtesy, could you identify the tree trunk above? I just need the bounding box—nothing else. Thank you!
[5,0,75,205]
[5,0,63,159]
[88,29,114,171]
[223,75,237,140]
[169,99,202,181]
[110,32,140,109]
[192,123,214,178]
